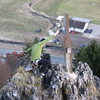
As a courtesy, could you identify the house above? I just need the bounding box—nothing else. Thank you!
[56,16,91,33]
[69,17,91,33]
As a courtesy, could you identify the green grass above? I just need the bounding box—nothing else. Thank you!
[33,0,100,24]
[0,0,100,41]
[0,0,49,41]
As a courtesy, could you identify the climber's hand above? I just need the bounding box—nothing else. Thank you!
[55,29,62,36]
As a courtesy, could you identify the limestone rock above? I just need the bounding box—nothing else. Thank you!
[0,62,100,100]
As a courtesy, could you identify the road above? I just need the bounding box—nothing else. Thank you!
[51,55,65,65]
[0,48,22,55]
[0,48,66,65]
[0,40,80,66]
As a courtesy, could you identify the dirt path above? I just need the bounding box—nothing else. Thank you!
[29,0,42,7]
[27,0,55,31]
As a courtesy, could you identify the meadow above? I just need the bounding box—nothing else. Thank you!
[0,0,100,41]
[33,0,100,24]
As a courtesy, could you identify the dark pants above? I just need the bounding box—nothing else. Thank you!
[38,59,51,74]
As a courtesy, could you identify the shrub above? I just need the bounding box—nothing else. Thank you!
[24,37,39,53]
[74,40,100,77]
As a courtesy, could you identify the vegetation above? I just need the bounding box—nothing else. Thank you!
[0,0,100,41]
[0,0,49,41]
[74,40,100,77]
[33,0,100,24]
[24,37,39,53]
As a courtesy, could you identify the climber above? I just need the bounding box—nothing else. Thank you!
[37,53,51,75]
[24,29,62,71]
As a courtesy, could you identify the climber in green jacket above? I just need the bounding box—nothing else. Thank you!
[24,29,61,71]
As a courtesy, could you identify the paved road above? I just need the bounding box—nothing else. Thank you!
[89,24,100,36]
[51,55,65,65]
[82,24,100,41]
[0,42,24,51]
[0,48,22,55]
[0,47,66,65]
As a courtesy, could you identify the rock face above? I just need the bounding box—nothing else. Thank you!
[0,62,100,100]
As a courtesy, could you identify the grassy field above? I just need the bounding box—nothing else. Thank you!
[0,0,100,41]
[0,0,50,41]
[33,0,100,24]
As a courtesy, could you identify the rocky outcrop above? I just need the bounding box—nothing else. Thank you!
[0,62,100,100]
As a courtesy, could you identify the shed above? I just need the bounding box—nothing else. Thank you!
[56,16,64,22]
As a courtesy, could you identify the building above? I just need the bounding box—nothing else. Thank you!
[56,16,91,33]
[69,17,91,33]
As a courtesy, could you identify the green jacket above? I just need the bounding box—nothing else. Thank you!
[26,35,55,61]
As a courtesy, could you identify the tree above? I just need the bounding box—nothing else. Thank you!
[24,37,39,52]
[33,37,39,44]
[74,40,100,77]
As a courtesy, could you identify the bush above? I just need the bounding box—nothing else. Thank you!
[24,37,39,53]
[74,40,100,77]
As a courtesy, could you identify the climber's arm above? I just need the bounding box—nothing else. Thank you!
[54,29,61,36]
[46,29,61,41]
[40,29,61,46]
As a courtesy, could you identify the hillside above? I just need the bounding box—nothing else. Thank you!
[0,0,100,41]
[33,0,100,24]
[0,0,50,41]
